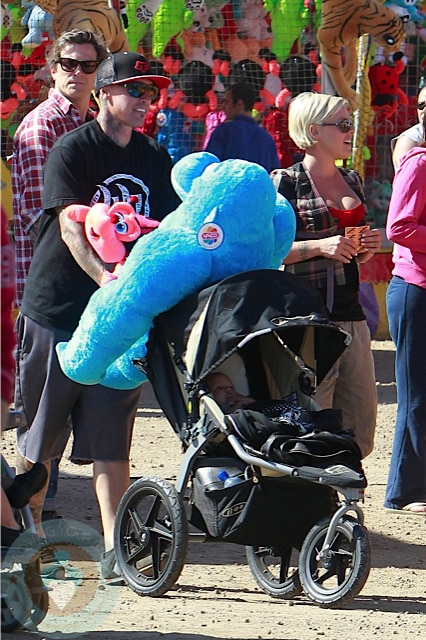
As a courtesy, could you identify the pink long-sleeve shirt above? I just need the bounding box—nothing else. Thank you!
[386,146,426,289]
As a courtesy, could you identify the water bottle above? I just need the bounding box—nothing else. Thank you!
[217,470,243,488]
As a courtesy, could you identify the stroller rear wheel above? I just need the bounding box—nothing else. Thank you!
[246,546,302,599]
[114,477,188,597]
[299,515,371,608]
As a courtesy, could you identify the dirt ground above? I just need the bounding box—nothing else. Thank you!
[2,339,425,640]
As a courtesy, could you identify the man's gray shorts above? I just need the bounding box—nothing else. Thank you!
[14,315,141,464]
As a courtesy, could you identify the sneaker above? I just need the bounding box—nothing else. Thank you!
[4,463,48,509]
[100,548,121,580]
[38,540,66,579]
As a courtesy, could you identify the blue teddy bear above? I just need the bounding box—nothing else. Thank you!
[56,152,296,390]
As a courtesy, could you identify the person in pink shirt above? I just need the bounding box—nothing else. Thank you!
[384,121,426,515]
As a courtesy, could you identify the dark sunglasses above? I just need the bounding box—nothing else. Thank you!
[56,57,98,74]
[319,118,355,134]
[122,82,158,101]
[417,101,426,110]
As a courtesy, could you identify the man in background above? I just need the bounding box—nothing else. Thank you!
[205,82,279,173]
[11,28,108,526]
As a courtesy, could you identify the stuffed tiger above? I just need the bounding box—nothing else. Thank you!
[34,0,129,53]
[317,0,408,109]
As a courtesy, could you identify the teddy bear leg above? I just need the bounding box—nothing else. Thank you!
[317,29,360,109]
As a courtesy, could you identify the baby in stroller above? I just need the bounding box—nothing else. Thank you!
[206,372,255,413]
[113,269,371,608]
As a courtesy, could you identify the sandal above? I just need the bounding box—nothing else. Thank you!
[402,502,426,514]
[385,502,426,516]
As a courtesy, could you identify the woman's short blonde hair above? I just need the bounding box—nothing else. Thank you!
[288,92,350,150]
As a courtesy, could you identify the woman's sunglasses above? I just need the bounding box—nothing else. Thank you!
[417,101,426,110]
[122,82,159,101]
[56,57,98,74]
[319,118,355,134]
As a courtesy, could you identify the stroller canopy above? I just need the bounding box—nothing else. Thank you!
[146,270,350,437]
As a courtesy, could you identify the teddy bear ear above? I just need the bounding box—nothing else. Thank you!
[171,151,220,200]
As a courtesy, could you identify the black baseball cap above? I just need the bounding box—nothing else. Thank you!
[95,52,171,93]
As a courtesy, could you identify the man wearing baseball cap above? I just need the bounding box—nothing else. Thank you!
[15,52,180,580]
[95,50,171,93]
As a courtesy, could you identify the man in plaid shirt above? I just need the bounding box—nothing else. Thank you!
[11,28,108,307]
[11,28,108,532]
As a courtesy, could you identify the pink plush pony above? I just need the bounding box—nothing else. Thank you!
[65,199,159,284]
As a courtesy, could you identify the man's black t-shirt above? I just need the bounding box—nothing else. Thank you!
[21,120,180,332]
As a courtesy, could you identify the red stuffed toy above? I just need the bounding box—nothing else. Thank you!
[369,54,408,120]
[65,200,159,285]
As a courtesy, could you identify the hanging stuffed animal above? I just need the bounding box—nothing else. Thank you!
[317,0,409,109]
[56,152,296,389]
[171,60,217,120]
[263,0,311,62]
[179,1,224,66]
[369,53,408,119]
[262,54,319,168]
[33,0,129,53]
[368,179,392,227]
[150,0,193,58]
[21,1,54,50]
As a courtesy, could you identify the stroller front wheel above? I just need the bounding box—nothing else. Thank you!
[114,477,188,597]
[299,515,371,608]
[246,546,302,599]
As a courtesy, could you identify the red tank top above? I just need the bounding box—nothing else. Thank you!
[328,202,365,228]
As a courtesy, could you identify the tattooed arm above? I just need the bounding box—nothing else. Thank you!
[283,235,357,265]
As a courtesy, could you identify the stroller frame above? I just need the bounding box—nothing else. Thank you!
[114,270,371,608]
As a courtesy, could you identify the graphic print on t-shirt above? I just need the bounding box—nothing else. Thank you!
[90,174,151,216]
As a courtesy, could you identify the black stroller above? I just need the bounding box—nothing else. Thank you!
[114,270,371,608]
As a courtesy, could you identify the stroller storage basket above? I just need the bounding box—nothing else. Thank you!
[190,456,334,547]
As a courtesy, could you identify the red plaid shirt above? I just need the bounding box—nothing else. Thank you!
[11,89,89,306]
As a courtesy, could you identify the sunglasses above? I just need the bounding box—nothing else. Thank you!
[122,82,158,101]
[319,118,355,133]
[56,57,98,74]
[417,101,426,110]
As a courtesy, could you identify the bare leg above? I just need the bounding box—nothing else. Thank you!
[93,460,129,551]
[1,486,21,530]
[15,451,50,537]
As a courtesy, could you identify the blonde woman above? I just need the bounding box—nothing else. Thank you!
[271,92,382,458]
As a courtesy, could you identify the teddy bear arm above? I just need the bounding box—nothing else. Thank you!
[99,337,149,389]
